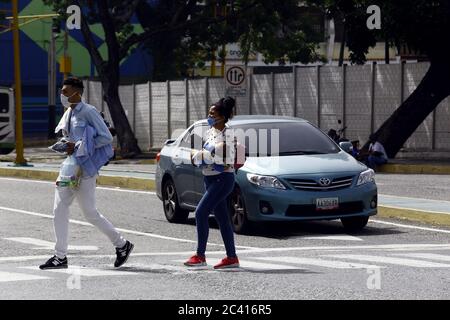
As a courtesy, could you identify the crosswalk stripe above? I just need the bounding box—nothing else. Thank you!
[0,271,50,282]
[326,254,450,268]
[394,253,450,262]
[4,237,98,251]
[237,260,299,270]
[0,255,54,263]
[21,266,139,277]
[254,256,381,269]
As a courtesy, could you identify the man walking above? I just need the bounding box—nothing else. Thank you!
[39,77,134,269]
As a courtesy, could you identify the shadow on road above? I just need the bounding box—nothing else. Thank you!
[115,265,318,275]
[182,217,405,240]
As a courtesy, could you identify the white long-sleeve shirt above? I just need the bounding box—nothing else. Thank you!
[369,141,388,159]
[192,126,235,176]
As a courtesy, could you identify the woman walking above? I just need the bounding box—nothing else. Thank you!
[185,97,239,269]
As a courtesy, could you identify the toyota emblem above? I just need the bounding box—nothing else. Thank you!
[318,178,331,186]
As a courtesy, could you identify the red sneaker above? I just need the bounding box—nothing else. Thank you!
[214,256,240,269]
[184,255,206,267]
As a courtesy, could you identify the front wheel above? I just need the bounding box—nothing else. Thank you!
[162,178,189,223]
[228,186,253,234]
[341,216,369,232]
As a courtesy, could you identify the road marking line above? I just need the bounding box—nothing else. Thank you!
[128,262,201,273]
[0,206,257,250]
[327,254,450,268]
[255,256,381,269]
[21,266,138,277]
[379,194,450,205]
[4,237,98,251]
[0,255,54,263]
[303,235,363,241]
[369,219,450,234]
[394,253,450,262]
[0,177,156,194]
[0,271,50,282]
[2,177,450,232]
[232,244,450,254]
[237,260,300,270]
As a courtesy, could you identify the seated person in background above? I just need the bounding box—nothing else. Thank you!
[351,140,360,159]
[366,134,388,170]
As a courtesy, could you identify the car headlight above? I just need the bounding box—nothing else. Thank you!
[357,168,375,186]
[246,173,286,189]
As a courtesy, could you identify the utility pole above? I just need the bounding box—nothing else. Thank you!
[48,18,60,140]
[11,0,27,166]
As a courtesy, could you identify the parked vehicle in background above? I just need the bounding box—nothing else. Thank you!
[0,87,15,155]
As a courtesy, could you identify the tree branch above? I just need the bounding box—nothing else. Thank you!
[113,0,142,25]
[97,0,120,67]
[73,0,105,71]
[119,0,259,61]
[169,0,197,27]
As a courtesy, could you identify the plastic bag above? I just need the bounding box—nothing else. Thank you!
[49,138,69,154]
[56,155,81,188]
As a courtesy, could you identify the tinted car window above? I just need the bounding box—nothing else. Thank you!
[232,121,340,156]
[179,125,207,149]
[0,93,9,114]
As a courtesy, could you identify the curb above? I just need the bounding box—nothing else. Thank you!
[110,159,157,165]
[0,168,155,192]
[0,167,58,181]
[378,163,450,174]
[378,206,450,228]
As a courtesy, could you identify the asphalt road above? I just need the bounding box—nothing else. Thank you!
[375,173,450,201]
[0,176,449,300]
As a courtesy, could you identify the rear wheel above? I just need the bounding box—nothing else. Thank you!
[162,178,189,223]
[228,186,253,234]
[341,216,369,232]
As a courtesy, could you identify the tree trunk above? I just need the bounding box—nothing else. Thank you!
[364,60,450,158]
[101,69,141,158]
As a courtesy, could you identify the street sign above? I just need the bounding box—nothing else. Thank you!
[225,65,247,97]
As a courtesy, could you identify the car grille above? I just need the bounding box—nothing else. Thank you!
[285,201,364,217]
[286,176,354,191]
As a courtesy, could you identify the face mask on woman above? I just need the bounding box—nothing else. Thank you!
[207,116,224,127]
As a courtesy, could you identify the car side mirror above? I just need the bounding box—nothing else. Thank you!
[339,141,353,153]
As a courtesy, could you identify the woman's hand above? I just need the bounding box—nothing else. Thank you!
[191,150,200,166]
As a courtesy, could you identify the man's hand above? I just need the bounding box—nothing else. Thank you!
[66,142,75,155]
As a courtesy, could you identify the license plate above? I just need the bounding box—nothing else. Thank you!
[316,197,339,210]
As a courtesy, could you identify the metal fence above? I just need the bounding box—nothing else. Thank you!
[83,62,450,151]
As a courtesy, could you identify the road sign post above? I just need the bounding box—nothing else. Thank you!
[224,65,247,98]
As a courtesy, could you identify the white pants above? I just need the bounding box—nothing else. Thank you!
[53,175,126,258]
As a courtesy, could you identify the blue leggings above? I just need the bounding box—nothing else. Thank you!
[196,172,237,258]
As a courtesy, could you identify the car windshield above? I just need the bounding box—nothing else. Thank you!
[232,121,340,157]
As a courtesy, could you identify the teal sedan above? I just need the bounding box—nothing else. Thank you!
[156,116,377,234]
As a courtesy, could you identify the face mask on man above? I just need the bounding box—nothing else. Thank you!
[60,92,78,108]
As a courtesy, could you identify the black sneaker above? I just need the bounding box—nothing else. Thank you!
[39,256,68,270]
[114,240,134,268]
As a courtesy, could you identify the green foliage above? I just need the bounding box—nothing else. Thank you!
[319,0,450,64]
